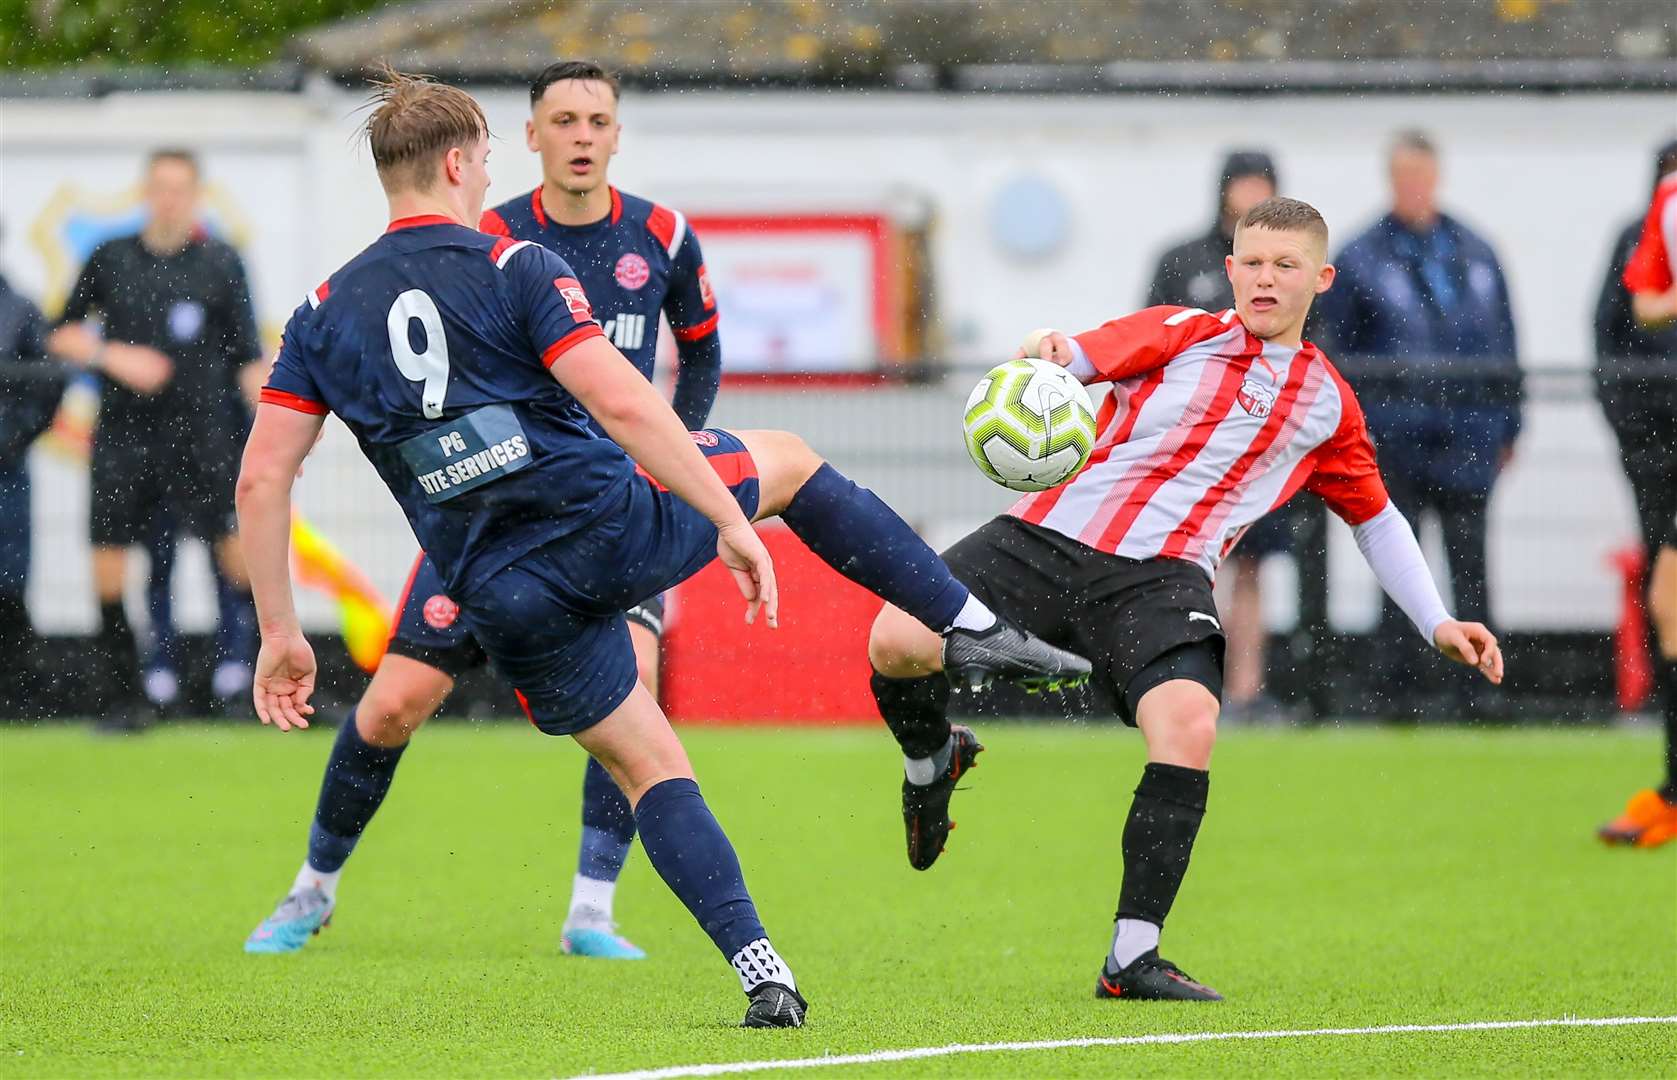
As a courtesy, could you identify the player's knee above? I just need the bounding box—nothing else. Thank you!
[868,605,941,678]
[1139,684,1219,768]
[355,683,431,747]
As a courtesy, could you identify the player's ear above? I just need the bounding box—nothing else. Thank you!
[1315,262,1337,295]
[525,117,539,153]
[1223,253,1235,282]
[442,145,462,186]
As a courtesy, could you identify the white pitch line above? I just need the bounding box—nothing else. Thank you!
[564,1015,1677,1080]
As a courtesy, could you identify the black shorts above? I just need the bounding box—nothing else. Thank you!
[941,516,1225,724]
[88,436,238,546]
[384,551,668,681]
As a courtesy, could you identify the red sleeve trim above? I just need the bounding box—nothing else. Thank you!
[479,209,511,237]
[672,312,720,342]
[260,387,328,415]
[540,323,606,367]
[488,235,521,265]
[646,203,679,250]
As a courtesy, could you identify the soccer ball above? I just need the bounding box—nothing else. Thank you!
[963,357,1097,492]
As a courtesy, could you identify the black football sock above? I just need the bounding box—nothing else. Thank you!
[97,600,141,706]
[780,463,975,632]
[871,670,953,761]
[1113,763,1210,962]
[1660,659,1676,802]
[307,710,407,874]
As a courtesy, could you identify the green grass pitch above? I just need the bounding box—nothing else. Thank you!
[2,722,1673,1077]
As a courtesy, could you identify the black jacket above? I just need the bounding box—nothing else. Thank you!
[1145,226,1236,312]
[1594,218,1677,426]
[0,275,67,468]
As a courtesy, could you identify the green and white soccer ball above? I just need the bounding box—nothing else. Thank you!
[963,357,1098,492]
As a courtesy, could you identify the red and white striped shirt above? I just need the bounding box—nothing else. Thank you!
[1009,305,1389,580]
[1623,172,1677,295]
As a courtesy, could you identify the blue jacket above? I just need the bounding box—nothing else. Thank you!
[1316,213,1523,495]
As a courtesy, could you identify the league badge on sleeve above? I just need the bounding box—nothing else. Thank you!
[555,277,594,320]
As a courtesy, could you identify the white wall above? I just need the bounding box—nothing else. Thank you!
[3,85,1668,633]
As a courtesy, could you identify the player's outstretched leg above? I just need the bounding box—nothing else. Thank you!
[560,756,645,958]
[575,683,806,1028]
[246,655,451,953]
[736,430,1090,693]
[1096,676,1222,1002]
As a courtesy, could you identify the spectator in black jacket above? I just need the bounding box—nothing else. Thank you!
[1145,150,1294,722]
[1595,138,1677,572]
[0,265,66,680]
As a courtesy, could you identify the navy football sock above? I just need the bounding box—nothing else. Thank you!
[779,463,969,632]
[577,756,636,881]
[633,777,794,991]
[307,710,407,874]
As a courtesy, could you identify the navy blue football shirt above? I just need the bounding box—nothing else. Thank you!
[480,186,720,430]
[263,215,635,597]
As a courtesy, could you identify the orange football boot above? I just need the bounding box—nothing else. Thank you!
[1597,789,1677,848]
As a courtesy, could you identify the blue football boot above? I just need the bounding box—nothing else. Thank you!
[244,887,333,954]
[560,908,647,959]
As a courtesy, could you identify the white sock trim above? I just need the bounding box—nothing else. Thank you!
[730,937,796,993]
[904,734,955,786]
[948,594,998,633]
[293,861,342,903]
[1110,918,1160,970]
[567,873,617,927]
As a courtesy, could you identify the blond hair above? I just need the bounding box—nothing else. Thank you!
[363,65,488,194]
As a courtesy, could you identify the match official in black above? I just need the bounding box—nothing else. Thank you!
[46,149,265,730]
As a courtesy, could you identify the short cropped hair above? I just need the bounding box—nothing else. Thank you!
[363,66,488,194]
[1389,129,1437,160]
[146,148,200,179]
[530,60,620,106]
[1235,196,1330,253]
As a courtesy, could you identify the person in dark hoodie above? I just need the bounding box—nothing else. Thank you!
[1594,137,1677,848]
[1145,150,1293,723]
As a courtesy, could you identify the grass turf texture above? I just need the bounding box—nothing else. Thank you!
[2,723,1672,1078]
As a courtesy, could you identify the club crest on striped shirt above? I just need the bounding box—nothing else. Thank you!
[1237,379,1275,419]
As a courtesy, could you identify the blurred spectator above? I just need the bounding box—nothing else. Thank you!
[1594,138,1677,584]
[1146,149,1295,722]
[1596,138,1677,846]
[0,251,68,704]
[45,149,265,730]
[1316,131,1522,712]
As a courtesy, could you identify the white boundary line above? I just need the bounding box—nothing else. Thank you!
[564,1015,1677,1080]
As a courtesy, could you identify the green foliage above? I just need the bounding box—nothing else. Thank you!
[0,0,391,68]
[2,723,1673,1076]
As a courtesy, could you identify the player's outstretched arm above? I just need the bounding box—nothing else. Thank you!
[235,403,327,730]
[550,336,778,626]
[1350,502,1504,685]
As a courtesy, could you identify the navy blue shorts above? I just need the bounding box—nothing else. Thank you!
[452,429,760,735]
[387,558,667,678]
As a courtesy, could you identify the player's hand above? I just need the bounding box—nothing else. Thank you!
[252,631,318,731]
[1434,620,1503,684]
[716,520,778,628]
[101,344,174,395]
[1012,328,1076,366]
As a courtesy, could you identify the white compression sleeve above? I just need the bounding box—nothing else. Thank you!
[1063,337,1098,382]
[1351,502,1452,644]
